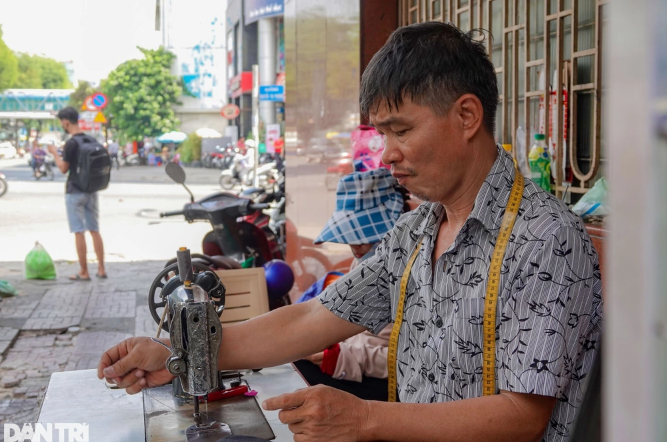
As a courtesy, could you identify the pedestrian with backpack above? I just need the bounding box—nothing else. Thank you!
[48,107,111,281]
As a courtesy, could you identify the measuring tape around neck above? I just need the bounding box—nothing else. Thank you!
[387,238,423,402]
[387,168,524,401]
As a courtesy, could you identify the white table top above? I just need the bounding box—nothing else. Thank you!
[38,364,307,442]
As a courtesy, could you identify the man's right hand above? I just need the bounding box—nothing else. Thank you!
[97,337,175,394]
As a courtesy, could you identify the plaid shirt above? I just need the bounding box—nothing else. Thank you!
[320,146,603,441]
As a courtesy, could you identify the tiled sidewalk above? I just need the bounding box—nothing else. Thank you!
[0,260,165,426]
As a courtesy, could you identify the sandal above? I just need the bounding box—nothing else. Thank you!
[69,274,91,281]
[96,273,108,279]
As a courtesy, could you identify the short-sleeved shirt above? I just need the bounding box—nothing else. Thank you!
[63,133,86,194]
[319,146,603,442]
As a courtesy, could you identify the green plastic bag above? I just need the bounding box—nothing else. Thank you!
[572,177,609,217]
[0,280,18,297]
[25,241,56,280]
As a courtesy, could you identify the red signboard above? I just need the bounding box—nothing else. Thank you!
[78,120,102,131]
[221,104,241,120]
[228,72,253,99]
[276,72,285,86]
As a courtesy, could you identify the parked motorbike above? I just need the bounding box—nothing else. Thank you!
[160,163,276,268]
[123,152,140,166]
[241,177,286,260]
[160,163,293,309]
[242,161,281,190]
[34,159,54,181]
[0,172,7,197]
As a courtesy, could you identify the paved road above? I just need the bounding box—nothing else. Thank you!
[0,158,226,263]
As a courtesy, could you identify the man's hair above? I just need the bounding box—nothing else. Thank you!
[57,107,79,124]
[360,22,499,134]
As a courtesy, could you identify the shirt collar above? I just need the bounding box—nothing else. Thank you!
[415,145,518,237]
[468,145,518,233]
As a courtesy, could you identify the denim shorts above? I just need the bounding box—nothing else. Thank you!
[65,192,99,233]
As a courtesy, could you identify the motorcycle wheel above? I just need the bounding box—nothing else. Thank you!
[47,167,54,181]
[219,175,235,190]
[0,178,7,197]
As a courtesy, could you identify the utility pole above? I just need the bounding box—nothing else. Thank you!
[252,64,260,188]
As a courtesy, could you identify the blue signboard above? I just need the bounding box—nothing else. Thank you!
[259,85,285,102]
[245,0,284,25]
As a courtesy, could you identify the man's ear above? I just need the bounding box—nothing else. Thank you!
[455,94,484,141]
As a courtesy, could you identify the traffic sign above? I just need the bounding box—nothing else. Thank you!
[91,93,108,110]
[221,103,241,120]
[259,85,284,102]
[79,111,97,122]
[93,111,107,124]
[83,96,98,112]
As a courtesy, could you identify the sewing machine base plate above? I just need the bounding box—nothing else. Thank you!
[185,422,232,442]
[144,381,275,441]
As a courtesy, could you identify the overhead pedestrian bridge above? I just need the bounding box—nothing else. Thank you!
[0,89,74,120]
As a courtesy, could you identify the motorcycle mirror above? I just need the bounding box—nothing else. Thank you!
[165,163,186,184]
[166,163,195,203]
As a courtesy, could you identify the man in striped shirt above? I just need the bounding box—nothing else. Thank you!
[99,22,601,442]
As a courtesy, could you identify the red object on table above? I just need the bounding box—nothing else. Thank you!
[201,384,249,403]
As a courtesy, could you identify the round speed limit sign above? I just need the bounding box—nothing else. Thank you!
[221,104,241,120]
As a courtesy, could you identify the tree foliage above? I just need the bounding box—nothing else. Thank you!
[178,133,202,163]
[13,53,72,89]
[0,26,18,91]
[102,47,182,141]
[69,80,99,110]
[15,54,41,88]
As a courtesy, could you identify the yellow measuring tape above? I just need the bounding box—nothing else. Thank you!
[387,238,423,403]
[387,169,524,401]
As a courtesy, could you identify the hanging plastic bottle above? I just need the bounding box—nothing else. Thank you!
[528,134,551,192]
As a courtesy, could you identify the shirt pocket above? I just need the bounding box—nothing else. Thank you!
[449,297,485,387]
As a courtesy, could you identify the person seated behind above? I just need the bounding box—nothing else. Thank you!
[293,167,413,401]
[31,140,46,174]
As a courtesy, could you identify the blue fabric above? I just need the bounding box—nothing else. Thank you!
[295,272,344,304]
[65,192,99,233]
[314,168,403,245]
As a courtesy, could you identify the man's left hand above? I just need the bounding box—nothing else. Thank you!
[263,384,370,442]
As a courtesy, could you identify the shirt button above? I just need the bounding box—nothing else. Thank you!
[428,373,435,382]
[435,317,444,328]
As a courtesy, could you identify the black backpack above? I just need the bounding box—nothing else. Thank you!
[72,134,111,193]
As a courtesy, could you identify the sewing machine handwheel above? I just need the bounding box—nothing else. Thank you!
[148,262,224,333]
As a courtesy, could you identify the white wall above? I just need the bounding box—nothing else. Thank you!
[607,0,667,440]
[164,0,228,110]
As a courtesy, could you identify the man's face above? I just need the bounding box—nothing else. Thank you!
[349,244,374,259]
[60,119,70,134]
[372,98,471,204]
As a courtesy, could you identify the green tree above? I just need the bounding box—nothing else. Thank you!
[34,56,72,88]
[15,54,41,88]
[69,80,99,110]
[0,26,18,91]
[13,53,72,89]
[102,47,181,141]
[178,132,202,163]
